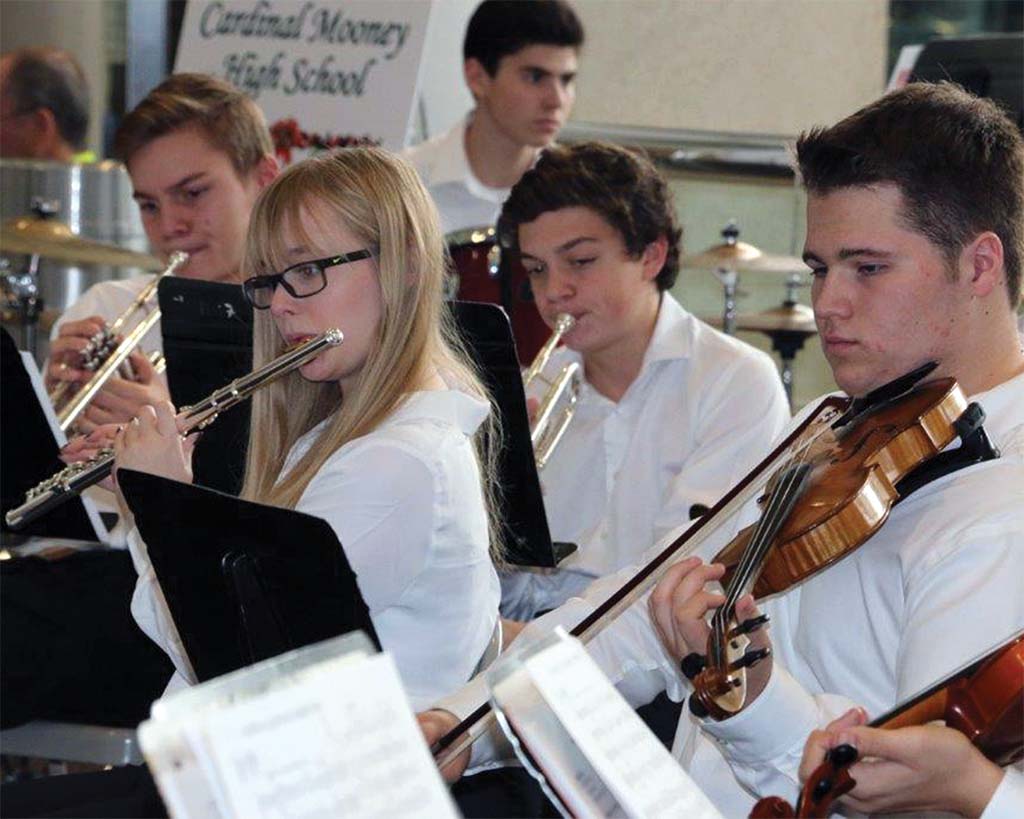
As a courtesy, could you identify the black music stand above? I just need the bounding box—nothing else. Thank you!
[155,288,565,568]
[119,469,379,683]
[0,328,107,542]
[158,278,253,496]
[452,302,571,568]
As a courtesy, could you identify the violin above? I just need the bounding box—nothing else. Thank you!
[690,376,978,720]
[432,365,995,770]
[751,631,1024,818]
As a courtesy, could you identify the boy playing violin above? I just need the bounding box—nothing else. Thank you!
[646,80,1024,814]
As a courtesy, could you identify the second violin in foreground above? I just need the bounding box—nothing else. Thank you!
[751,631,1024,818]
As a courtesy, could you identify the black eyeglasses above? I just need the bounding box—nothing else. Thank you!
[242,249,374,309]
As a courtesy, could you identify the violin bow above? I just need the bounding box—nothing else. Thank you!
[432,394,850,769]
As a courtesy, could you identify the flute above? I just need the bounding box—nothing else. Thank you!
[6,328,343,529]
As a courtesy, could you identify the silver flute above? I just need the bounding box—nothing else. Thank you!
[6,328,344,529]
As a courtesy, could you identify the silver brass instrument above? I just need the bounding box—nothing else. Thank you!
[6,328,344,530]
[525,313,581,471]
[50,251,189,431]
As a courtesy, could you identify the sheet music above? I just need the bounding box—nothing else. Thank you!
[142,633,456,819]
[491,667,627,819]
[197,652,457,819]
[138,719,224,819]
[524,631,722,819]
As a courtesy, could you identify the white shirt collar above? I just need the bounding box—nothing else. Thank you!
[969,368,1024,415]
[293,389,489,458]
[642,293,695,366]
[553,292,695,381]
[428,114,510,205]
[426,115,474,188]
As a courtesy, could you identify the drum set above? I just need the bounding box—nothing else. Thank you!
[687,222,817,405]
[0,205,162,358]
[445,226,551,364]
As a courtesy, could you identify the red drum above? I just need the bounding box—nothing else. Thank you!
[446,226,550,363]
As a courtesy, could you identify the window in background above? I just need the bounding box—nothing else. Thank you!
[889,0,1023,71]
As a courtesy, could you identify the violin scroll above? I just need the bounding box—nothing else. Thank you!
[684,614,772,720]
[750,744,858,819]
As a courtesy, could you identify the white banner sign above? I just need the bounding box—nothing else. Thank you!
[174,1,433,158]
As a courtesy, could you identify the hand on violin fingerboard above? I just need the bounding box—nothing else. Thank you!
[800,708,1004,817]
[648,556,773,709]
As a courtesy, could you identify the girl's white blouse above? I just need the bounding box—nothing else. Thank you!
[128,389,500,709]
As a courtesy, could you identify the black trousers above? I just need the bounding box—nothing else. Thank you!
[636,691,685,749]
[1,549,173,728]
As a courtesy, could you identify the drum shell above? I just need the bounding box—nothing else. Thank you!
[446,229,550,363]
[0,159,150,315]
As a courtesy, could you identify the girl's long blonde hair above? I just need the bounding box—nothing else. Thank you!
[240,148,503,557]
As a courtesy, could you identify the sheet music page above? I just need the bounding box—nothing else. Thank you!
[491,667,627,819]
[197,652,458,819]
[138,719,224,819]
[525,633,723,819]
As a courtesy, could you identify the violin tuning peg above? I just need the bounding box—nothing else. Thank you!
[828,743,859,766]
[680,652,706,680]
[688,695,709,718]
[730,613,770,638]
[811,775,835,803]
[729,647,771,671]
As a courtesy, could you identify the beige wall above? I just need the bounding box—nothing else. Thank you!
[1,0,886,404]
[572,0,888,136]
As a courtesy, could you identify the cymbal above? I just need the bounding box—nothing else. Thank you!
[683,240,809,274]
[742,254,811,274]
[705,302,818,335]
[682,240,763,269]
[0,216,163,271]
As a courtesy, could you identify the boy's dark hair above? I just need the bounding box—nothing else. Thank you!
[796,81,1024,307]
[498,142,682,291]
[114,73,272,177]
[4,47,90,150]
[463,1,584,75]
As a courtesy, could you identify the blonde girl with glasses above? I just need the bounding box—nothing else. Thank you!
[111,147,504,708]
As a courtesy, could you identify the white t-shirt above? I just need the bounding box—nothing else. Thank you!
[403,116,512,235]
[129,389,501,710]
[501,293,791,619]
[446,371,1024,817]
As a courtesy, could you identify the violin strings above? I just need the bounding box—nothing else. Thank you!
[709,464,801,660]
[723,461,806,608]
[734,417,822,596]
[717,470,796,637]
[678,410,837,618]
[709,428,819,663]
